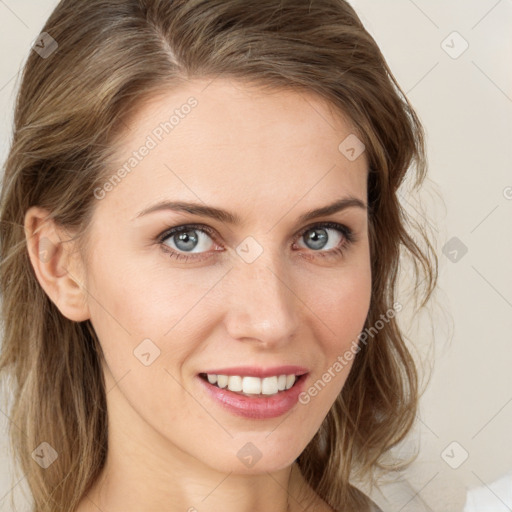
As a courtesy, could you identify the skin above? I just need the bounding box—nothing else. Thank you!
[25,78,372,512]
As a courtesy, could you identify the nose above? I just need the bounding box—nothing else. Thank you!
[222,249,300,348]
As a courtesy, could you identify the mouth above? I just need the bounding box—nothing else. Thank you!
[196,369,309,419]
[198,372,306,397]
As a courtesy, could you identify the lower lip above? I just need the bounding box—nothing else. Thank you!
[197,374,308,419]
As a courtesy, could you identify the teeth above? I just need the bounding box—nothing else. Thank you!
[228,375,243,392]
[242,376,261,394]
[204,373,298,396]
[261,376,277,395]
[285,374,295,390]
[217,374,228,388]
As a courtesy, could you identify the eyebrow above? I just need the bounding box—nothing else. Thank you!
[134,196,367,224]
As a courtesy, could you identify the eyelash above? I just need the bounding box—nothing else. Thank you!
[157,221,356,263]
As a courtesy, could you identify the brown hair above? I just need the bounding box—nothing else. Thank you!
[0,1,437,511]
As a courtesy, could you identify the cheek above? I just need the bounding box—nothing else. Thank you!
[309,261,372,338]
[302,263,371,396]
[84,251,231,431]
[86,246,224,347]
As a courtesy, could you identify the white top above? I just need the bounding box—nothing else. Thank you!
[464,473,512,512]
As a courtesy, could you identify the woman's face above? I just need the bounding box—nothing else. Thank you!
[78,78,371,475]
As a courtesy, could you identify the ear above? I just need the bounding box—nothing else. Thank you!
[24,206,91,322]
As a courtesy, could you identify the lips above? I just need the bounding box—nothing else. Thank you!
[196,367,309,419]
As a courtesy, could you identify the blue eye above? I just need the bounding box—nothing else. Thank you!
[157,222,355,262]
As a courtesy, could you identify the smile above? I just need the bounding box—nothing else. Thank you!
[196,368,309,420]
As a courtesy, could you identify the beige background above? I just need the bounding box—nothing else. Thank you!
[1,1,511,511]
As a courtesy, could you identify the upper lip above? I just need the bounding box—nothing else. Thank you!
[199,365,309,378]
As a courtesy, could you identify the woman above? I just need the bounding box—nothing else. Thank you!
[0,1,437,511]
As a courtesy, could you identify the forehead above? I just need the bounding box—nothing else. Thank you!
[99,78,368,221]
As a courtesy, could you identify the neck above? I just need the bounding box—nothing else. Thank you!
[86,441,306,511]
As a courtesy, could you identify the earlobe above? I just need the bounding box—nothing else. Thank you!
[24,206,91,322]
